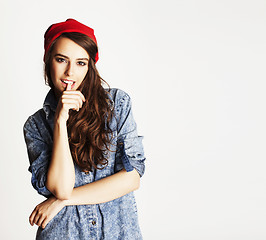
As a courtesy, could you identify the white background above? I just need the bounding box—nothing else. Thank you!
[1,0,266,239]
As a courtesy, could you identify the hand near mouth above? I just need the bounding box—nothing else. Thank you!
[54,83,86,123]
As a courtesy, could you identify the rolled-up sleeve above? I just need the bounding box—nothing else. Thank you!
[115,92,146,177]
[23,116,52,197]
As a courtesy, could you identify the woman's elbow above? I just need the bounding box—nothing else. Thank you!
[53,189,72,200]
[46,183,72,200]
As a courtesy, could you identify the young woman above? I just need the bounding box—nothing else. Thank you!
[23,18,145,240]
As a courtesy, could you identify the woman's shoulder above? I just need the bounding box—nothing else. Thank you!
[24,89,56,129]
[107,88,130,99]
[106,88,132,110]
[23,109,46,132]
[24,108,45,123]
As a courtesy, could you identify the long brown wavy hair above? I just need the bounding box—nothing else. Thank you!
[44,32,114,172]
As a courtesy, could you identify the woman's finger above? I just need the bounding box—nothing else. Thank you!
[41,217,50,229]
[29,210,37,226]
[61,94,83,108]
[63,90,86,102]
[62,91,84,103]
[61,99,80,111]
[36,214,46,227]
[66,82,72,91]
[33,214,41,226]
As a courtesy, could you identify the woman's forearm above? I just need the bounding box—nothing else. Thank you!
[46,119,75,200]
[30,169,140,229]
[64,168,140,206]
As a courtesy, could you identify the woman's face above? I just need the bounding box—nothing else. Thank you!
[50,37,89,98]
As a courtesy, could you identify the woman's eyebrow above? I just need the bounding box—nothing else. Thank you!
[54,53,89,61]
[77,57,89,61]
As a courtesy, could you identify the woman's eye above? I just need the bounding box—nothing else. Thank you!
[56,58,66,63]
[77,61,86,66]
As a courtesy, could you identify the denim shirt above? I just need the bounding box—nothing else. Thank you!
[23,88,145,240]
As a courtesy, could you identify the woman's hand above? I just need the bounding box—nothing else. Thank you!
[54,83,86,122]
[29,196,66,229]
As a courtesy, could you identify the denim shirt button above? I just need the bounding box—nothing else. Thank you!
[92,220,96,225]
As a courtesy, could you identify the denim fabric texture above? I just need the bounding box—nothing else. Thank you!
[23,88,145,240]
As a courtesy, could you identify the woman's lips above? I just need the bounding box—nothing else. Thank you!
[61,79,75,89]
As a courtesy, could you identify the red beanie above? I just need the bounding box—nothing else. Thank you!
[44,18,99,63]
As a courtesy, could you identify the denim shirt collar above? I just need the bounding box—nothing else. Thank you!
[43,89,58,120]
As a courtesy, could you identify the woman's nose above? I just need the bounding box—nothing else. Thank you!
[65,62,74,76]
